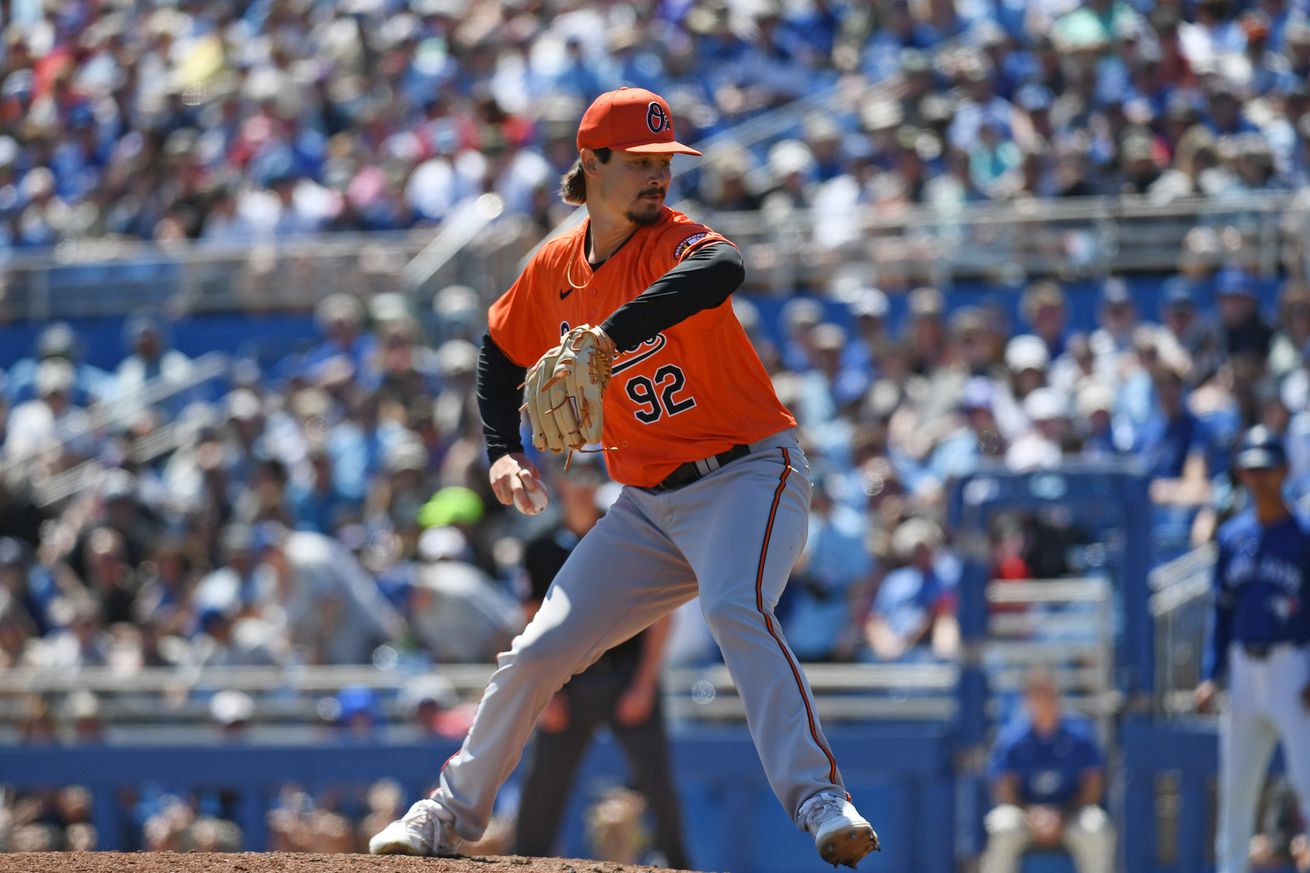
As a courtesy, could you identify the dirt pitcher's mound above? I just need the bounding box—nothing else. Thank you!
[0,854,711,873]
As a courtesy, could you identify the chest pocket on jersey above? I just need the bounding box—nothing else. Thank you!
[624,365,697,424]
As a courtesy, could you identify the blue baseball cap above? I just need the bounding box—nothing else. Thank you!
[1162,277,1195,309]
[1216,268,1257,299]
[198,605,230,631]
[1234,426,1286,470]
[337,685,379,721]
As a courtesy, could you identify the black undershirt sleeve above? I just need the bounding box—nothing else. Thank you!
[477,333,527,464]
[600,242,744,351]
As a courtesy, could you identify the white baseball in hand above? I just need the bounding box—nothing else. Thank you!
[521,483,549,515]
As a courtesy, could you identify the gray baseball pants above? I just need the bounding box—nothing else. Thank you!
[435,429,845,840]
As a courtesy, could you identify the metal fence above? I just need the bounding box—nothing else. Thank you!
[984,577,1118,743]
[0,660,958,737]
[1,190,1304,322]
[1148,544,1217,717]
[0,232,433,320]
[710,191,1304,294]
[0,221,537,323]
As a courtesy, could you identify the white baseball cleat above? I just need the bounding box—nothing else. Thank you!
[799,792,880,869]
[368,798,461,857]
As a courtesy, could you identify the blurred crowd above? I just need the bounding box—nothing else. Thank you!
[0,247,1302,680]
[745,260,1305,661]
[741,0,1310,216]
[0,288,526,676]
[2,0,1310,255]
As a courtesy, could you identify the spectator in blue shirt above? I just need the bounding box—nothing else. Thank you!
[864,517,959,662]
[287,446,359,535]
[1136,354,1215,553]
[921,376,1006,493]
[1213,268,1274,363]
[1159,277,1223,382]
[1204,80,1262,138]
[1136,357,1208,482]
[6,321,114,408]
[1075,383,1122,461]
[298,294,378,381]
[982,668,1115,873]
[113,312,197,424]
[861,0,938,82]
[948,58,1016,153]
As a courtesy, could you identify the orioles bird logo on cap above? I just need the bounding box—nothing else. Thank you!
[646,102,669,134]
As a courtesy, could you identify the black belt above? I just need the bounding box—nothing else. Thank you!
[1242,641,1306,660]
[650,443,752,493]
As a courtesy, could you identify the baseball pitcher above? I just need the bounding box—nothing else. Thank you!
[369,86,879,869]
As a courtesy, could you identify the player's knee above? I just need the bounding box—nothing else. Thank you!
[984,804,1027,838]
[698,592,756,634]
[1068,806,1113,839]
[982,812,1029,868]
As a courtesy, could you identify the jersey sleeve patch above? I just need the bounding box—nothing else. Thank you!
[673,232,709,261]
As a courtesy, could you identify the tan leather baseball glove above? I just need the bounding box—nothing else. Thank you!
[522,325,616,453]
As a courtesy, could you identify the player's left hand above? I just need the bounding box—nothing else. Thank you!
[615,679,657,726]
[522,325,616,454]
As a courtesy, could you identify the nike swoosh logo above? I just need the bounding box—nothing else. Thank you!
[559,287,574,300]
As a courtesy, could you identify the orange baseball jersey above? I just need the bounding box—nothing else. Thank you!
[488,207,797,488]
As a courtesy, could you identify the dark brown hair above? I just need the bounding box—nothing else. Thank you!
[558,148,612,205]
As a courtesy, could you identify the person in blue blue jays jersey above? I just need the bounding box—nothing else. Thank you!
[1195,425,1310,873]
[980,668,1115,873]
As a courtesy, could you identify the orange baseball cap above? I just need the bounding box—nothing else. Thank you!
[576,87,702,156]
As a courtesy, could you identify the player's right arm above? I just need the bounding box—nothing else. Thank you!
[477,333,544,515]
[1196,534,1234,712]
[480,257,558,514]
